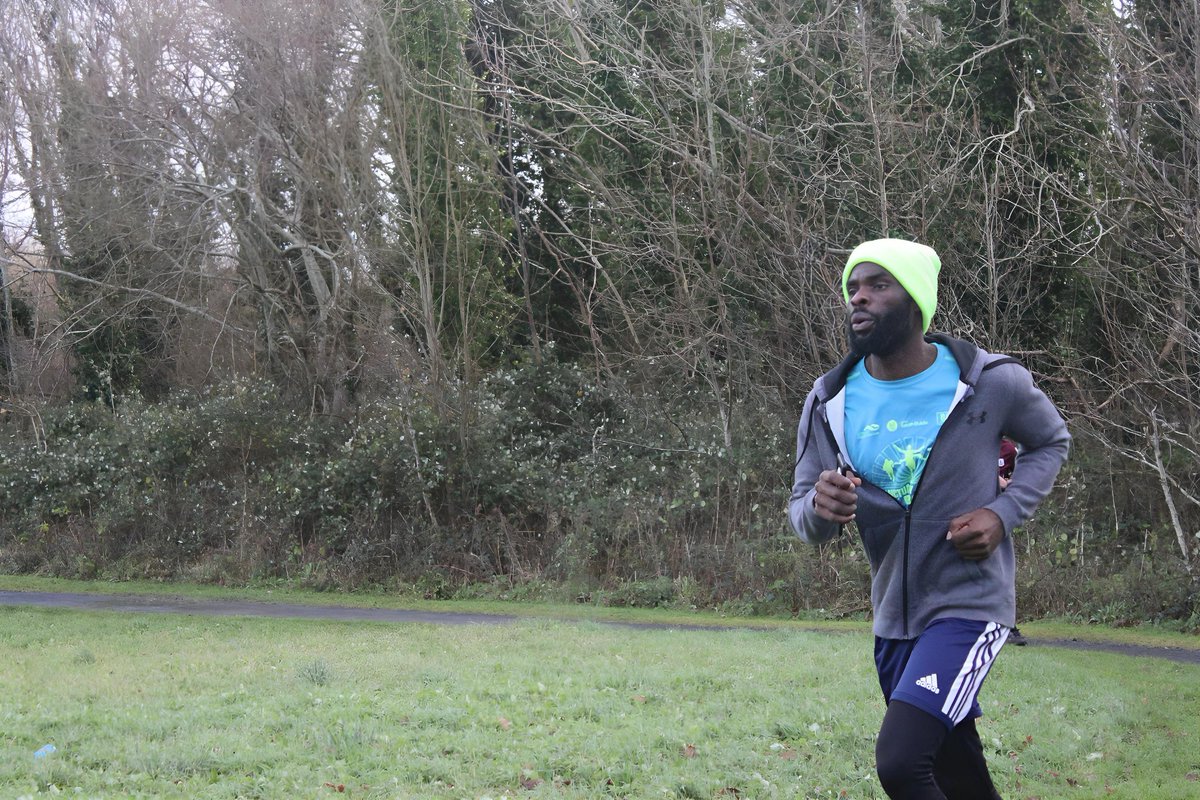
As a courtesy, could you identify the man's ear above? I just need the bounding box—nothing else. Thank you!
[909,297,924,332]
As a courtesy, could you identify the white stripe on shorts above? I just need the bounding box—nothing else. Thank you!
[940,622,1009,724]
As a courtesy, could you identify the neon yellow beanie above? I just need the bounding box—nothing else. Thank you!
[841,238,941,333]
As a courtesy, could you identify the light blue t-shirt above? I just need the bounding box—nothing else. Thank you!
[844,344,959,506]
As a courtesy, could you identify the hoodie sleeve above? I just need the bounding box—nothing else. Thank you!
[984,364,1070,535]
[788,390,842,545]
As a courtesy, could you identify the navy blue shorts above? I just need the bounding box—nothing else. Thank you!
[875,618,1009,730]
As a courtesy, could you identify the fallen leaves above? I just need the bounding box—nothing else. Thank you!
[681,743,697,758]
[768,742,798,760]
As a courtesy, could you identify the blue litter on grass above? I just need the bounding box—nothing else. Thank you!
[34,744,56,758]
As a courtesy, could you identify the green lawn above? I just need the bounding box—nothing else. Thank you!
[0,602,1197,799]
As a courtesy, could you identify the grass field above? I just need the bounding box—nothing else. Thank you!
[1,598,1197,799]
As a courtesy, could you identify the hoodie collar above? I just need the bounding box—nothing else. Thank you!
[817,332,984,401]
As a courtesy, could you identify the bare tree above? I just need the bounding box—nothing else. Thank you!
[1,0,1195,581]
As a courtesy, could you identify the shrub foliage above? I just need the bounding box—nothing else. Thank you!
[1,366,1195,627]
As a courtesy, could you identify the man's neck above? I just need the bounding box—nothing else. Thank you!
[863,337,938,381]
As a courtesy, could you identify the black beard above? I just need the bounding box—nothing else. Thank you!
[846,302,916,358]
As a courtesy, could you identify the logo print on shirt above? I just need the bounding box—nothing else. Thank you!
[860,423,881,439]
[875,437,931,506]
[966,410,988,424]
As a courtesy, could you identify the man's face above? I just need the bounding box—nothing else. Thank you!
[844,262,922,358]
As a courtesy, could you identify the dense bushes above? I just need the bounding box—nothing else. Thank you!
[0,361,789,592]
[1,363,1196,629]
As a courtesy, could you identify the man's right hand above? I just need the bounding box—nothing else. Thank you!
[812,468,862,523]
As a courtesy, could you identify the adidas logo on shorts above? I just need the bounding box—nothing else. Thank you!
[916,673,940,694]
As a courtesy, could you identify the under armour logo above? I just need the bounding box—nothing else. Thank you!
[966,410,988,424]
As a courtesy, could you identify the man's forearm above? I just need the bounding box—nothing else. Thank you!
[789,485,841,544]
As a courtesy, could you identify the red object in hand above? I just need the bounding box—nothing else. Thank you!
[998,439,1017,479]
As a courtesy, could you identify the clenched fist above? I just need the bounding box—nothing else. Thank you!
[946,508,1005,560]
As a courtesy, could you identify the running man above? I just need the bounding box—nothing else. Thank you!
[788,239,1069,799]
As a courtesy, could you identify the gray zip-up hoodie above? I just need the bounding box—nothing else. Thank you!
[788,333,1070,640]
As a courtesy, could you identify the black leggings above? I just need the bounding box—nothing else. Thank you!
[875,700,1002,800]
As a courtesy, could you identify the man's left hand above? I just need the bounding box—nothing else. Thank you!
[946,508,1005,560]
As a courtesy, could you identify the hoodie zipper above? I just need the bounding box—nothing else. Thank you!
[821,399,915,634]
[898,387,975,637]
[901,507,912,636]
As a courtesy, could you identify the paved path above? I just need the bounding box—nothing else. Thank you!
[0,589,518,626]
[2,589,1198,665]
